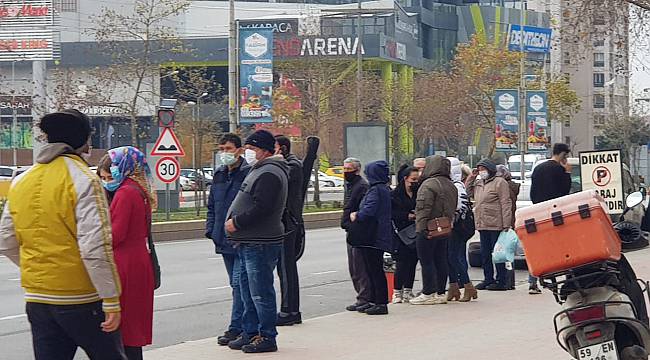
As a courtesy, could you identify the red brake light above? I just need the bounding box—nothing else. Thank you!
[586,330,603,340]
[567,306,605,324]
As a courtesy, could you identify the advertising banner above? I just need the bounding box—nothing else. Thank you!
[0,0,60,61]
[526,90,549,152]
[495,89,519,152]
[580,150,624,214]
[508,25,552,53]
[239,27,273,123]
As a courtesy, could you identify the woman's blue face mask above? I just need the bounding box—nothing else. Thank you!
[102,165,123,192]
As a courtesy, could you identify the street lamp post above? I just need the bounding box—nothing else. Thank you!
[228,0,238,133]
[11,60,18,167]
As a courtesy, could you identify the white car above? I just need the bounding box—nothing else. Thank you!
[0,166,14,180]
[316,171,344,187]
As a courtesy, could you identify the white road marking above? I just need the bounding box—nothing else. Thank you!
[311,270,337,275]
[154,292,184,299]
[207,286,230,290]
[305,294,324,297]
[207,257,222,260]
[7,278,20,281]
[0,314,26,321]
[156,239,207,246]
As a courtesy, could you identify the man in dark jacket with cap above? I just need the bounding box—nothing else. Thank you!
[225,130,288,354]
[274,135,304,326]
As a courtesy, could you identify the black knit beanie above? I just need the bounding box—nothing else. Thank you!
[245,130,276,153]
[39,109,91,149]
[476,159,497,174]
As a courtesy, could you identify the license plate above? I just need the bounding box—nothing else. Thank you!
[578,341,618,360]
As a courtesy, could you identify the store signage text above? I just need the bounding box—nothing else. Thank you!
[0,5,49,18]
[0,39,49,51]
[274,36,365,57]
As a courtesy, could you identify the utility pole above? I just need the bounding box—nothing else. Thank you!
[11,60,17,167]
[228,0,238,133]
[356,0,363,122]
[519,0,526,173]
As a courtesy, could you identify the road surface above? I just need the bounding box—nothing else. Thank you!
[0,228,530,359]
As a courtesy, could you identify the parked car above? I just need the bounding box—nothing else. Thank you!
[325,166,344,179]
[316,171,344,187]
[180,169,212,189]
[0,166,14,180]
[179,175,195,191]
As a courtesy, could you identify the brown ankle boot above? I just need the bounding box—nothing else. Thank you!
[447,283,461,301]
[459,283,478,302]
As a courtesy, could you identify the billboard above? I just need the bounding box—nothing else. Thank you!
[526,90,549,152]
[495,89,519,152]
[239,27,273,123]
[0,0,60,61]
[508,25,552,53]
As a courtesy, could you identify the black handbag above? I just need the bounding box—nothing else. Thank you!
[397,223,417,246]
[453,208,476,242]
[129,185,161,290]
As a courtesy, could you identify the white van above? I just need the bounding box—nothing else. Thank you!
[507,154,546,181]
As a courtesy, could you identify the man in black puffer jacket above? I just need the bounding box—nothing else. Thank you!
[274,135,304,327]
[226,130,288,354]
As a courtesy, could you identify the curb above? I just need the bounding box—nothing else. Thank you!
[152,210,343,242]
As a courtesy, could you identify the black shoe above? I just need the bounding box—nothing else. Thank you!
[486,283,508,291]
[476,281,494,290]
[218,330,241,346]
[356,303,373,313]
[346,302,366,311]
[529,285,542,295]
[276,312,302,326]
[365,304,388,315]
[241,336,278,353]
[228,334,252,350]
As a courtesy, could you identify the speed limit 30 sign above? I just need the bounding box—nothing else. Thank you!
[156,157,180,183]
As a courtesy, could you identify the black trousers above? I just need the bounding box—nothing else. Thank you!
[359,247,388,305]
[26,301,126,360]
[347,244,371,304]
[124,347,143,360]
[394,241,418,290]
[416,234,449,296]
[278,229,300,314]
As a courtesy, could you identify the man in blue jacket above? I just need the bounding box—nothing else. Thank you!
[206,133,250,347]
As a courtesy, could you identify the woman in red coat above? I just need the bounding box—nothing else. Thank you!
[98,146,155,360]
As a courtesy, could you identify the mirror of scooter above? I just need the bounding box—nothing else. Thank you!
[626,191,644,209]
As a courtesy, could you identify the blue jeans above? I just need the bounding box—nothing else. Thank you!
[448,233,471,285]
[238,243,282,340]
[222,253,244,334]
[479,230,507,285]
[26,301,126,360]
[529,274,538,286]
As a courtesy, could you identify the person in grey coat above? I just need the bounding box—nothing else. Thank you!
[225,130,288,354]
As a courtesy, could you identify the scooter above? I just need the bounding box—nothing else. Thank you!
[540,192,650,360]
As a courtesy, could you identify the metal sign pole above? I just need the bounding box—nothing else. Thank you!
[165,183,170,221]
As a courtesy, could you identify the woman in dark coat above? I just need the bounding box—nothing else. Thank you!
[350,160,392,315]
[98,147,155,360]
[390,165,420,304]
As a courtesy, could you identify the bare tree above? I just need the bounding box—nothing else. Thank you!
[90,0,190,145]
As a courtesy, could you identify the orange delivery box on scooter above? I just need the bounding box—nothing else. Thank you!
[514,190,621,277]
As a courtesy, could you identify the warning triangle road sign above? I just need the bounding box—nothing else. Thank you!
[151,127,185,157]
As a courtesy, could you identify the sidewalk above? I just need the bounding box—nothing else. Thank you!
[144,287,566,360]
[145,249,650,360]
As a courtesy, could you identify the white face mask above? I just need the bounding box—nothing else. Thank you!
[479,171,489,179]
[219,151,237,166]
[244,149,258,166]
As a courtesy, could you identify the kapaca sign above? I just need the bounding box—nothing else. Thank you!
[0,4,49,18]
[274,36,365,57]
